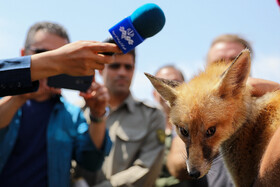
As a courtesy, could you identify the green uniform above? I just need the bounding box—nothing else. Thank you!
[94,94,166,187]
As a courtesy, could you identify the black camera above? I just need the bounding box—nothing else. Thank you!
[47,74,93,92]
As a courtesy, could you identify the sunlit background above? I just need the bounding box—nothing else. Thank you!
[1,0,279,105]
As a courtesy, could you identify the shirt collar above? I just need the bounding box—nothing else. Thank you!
[116,93,136,113]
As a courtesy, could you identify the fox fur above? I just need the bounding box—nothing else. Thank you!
[145,49,280,187]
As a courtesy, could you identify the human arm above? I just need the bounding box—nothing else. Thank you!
[73,112,112,172]
[0,56,39,96]
[0,95,29,129]
[0,77,62,128]
[247,77,280,97]
[80,81,109,149]
[0,41,120,96]
[72,81,112,172]
[254,120,280,186]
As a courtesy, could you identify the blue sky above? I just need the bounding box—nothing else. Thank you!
[1,0,279,105]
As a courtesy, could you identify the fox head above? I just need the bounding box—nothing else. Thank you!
[145,49,252,179]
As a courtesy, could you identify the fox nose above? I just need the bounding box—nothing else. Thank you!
[189,169,201,179]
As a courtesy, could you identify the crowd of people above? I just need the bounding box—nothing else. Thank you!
[0,11,280,187]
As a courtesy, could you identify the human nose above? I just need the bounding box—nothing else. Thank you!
[117,65,128,75]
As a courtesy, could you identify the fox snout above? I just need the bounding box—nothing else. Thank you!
[185,155,212,179]
[189,170,201,179]
[187,165,201,179]
[183,135,222,180]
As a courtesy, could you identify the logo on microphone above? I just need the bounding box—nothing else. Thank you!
[119,26,134,45]
[109,17,144,53]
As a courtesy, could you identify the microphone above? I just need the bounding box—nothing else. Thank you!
[107,3,165,54]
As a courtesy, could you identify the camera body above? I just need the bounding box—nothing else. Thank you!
[47,74,93,92]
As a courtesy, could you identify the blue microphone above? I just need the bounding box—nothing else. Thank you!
[108,3,166,54]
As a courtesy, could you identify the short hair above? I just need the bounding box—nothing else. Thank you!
[104,38,136,63]
[24,21,70,49]
[155,64,185,81]
[209,34,253,57]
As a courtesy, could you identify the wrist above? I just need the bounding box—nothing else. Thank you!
[31,51,60,80]
[90,107,110,123]
[43,50,61,75]
[14,95,28,104]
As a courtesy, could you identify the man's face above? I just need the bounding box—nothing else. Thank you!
[207,41,245,65]
[100,53,134,96]
[22,30,68,100]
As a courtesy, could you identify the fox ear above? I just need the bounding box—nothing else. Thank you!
[217,49,251,98]
[145,73,180,106]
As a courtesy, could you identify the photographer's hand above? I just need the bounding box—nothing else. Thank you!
[80,80,109,149]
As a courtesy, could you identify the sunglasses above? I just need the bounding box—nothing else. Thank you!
[108,63,134,71]
[27,47,49,54]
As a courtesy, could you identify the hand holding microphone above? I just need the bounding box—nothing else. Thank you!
[47,3,166,92]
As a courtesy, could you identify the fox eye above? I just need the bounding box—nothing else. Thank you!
[206,126,216,137]
[179,127,189,137]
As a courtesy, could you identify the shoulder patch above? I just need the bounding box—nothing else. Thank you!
[156,129,166,144]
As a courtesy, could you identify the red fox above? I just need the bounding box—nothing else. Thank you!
[145,49,280,187]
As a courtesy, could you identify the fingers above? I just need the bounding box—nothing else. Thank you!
[86,41,122,54]
[72,41,118,73]
[93,85,109,102]
[80,81,109,117]
[84,41,120,66]
[96,87,109,102]
[88,45,119,66]
[80,82,107,100]
[89,62,105,71]
[53,40,120,76]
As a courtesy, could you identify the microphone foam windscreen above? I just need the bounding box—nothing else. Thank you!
[130,3,166,39]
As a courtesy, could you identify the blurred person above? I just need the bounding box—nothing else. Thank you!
[207,34,280,96]
[77,38,166,187]
[0,33,120,97]
[0,21,112,187]
[206,34,254,65]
